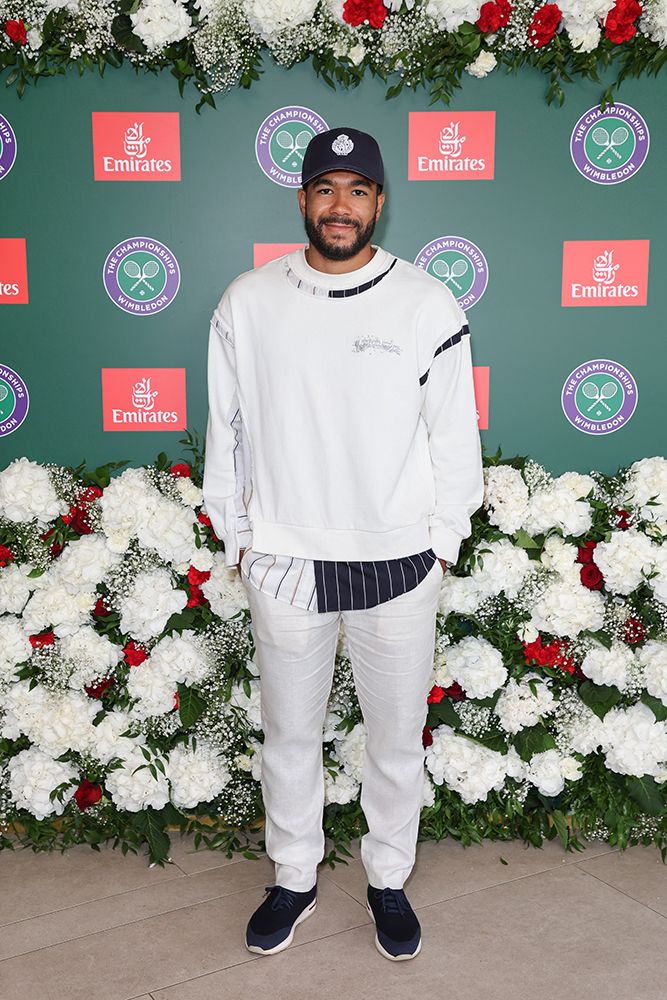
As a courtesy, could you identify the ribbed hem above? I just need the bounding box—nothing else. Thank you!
[250,519,432,561]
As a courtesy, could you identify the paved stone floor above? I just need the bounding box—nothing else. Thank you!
[1,832,666,1000]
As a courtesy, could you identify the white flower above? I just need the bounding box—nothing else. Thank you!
[503,745,528,782]
[127,662,178,720]
[420,770,436,809]
[243,0,318,41]
[530,574,605,637]
[8,747,79,821]
[348,43,366,65]
[0,681,98,756]
[168,741,231,808]
[581,640,635,691]
[446,635,507,699]
[636,641,667,707]
[424,0,483,33]
[523,472,594,538]
[59,626,123,690]
[640,1,667,47]
[483,465,530,535]
[175,476,203,508]
[118,568,187,641]
[22,582,96,638]
[105,745,170,811]
[324,766,360,805]
[151,631,211,686]
[466,51,497,77]
[26,27,43,50]
[540,534,579,576]
[130,0,194,52]
[0,458,67,525]
[593,529,656,595]
[527,749,581,796]
[0,615,32,684]
[425,724,507,804]
[565,18,601,50]
[50,534,121,595]
[600,702,667,778]
[494,673,556,734]
[90,709,143,765]
[0,562,43,615]
[228,678,263,731]
[625,456,667,533]
[439,538,535,616]
[201,553,249,619]
[649,544,667,605]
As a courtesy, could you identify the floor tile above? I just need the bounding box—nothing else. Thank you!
[576,844,667,916]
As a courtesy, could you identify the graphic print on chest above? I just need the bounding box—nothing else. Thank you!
[352,335,402,356]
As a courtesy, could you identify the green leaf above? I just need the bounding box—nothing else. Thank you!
[578,680,622,720]
[641,691,667,722]
[551,808,570,849]
[428,698,460,728]
[177,684,206,728]
[513,528,540,550]
[513,723,556,763]
[625,775,665,817]
[111,14,147,55]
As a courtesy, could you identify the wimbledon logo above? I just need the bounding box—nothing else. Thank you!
[0,114,17,180]
[570,103,649,185]
[414,236,489,309]
[561,359,638,435]
[255,106,329,187]
[103,237,180,315]
[0,364,29,437]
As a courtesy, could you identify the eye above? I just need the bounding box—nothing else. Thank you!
[352,189,367,196]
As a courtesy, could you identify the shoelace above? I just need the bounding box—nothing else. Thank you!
[265,884,298,911]
[372,887,410,917]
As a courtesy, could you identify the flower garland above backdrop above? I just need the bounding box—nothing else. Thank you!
[0,1,665,111]
[0,437,666,867]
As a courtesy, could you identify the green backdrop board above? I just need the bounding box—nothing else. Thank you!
[0,61,664,475]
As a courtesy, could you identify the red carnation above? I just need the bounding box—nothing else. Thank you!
[522,634,576,674]
[93,597,112,618]
[0,544,14,567]
[85,676,115,699]
[197,511,219,543]
[477,0,512,33]
[422,725,433,748]
[123,640,149,666]
[29,630,55,649]
[187,566,211,587]
[528,3,561,47]
[74,779,103,811]
[187,585,207,608]
[173,691,179,711]
[442,681,466,701]
[614,507,632,530]
[576,540,597,564]
[41,527,64,559]
[580,562,604,590]
[604,0,642,43]
[427,685,445,704]
[623,616,646,644]
[5,19,27,45]
[171,463,191,477]
[342,0,387,29]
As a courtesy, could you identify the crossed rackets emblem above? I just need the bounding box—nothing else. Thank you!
[590,125,629,162]
[122,257,161,294]
[581,380,618,412]
[431,256,470,290]
[274,128,311,164]
[0,384,8,403]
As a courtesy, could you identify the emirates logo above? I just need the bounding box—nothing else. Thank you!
[332,134,354,156]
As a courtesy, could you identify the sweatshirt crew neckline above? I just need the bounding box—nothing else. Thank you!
[285,244,395,298]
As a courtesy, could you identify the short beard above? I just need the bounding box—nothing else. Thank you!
[304,205,377,261]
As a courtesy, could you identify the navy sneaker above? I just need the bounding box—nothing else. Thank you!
[245,883,317,955]
[366,884,422,960]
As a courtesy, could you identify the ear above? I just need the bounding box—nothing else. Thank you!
[297,187,307,218]
[375,189,385,220]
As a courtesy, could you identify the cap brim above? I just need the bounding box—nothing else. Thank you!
[301,163,382,187]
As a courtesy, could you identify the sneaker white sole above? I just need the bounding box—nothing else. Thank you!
[366,900,422,961]
[245,898,317,956]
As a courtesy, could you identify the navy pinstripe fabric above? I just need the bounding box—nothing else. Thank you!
[313,549,438,611]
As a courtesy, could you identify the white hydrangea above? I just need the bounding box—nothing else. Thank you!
[49,534,121,595]
[118,568,187,641]
[150,631,212,686]
[640,1,667,47]
[636,640,667,707]
[445,635,507,699]
[0,562,43,615]
[0,458,67,525]
[466,50,497,77]
[526,748,582,796]
[324,766,360,805]
[483,464,530,534]
[649,544,667,605]
[167,741,231,808]
[593,529,656,595]
[600,702,667,778]
[438,538,535,616]
[89,709,144,765]
[130,0,194,51]
[503,745,528,783]
[0,615,32,684]
[334,721,367,782]
[127,662,179,720]
[530,574,605,637]
[243,0,318,40]
[494,673,556,734]
[522,472,595,538]
[0,680,98,756]
[424,0,483,32]
[420,770,436,809]
[625,456,667,533]
[425,724,507,804]
[438,573,486,616]
[581,639,635,691]
[228,678,262,731]
[99,467,154,553]
[201,552,249,619]
[59,626,123,690]
[8,747,79,821]
[105,745,170,811]
[175,476,203,508]
[21,581,96,638]
[540,534,579,576]
[138,493,198,566]
[559,1,613,52]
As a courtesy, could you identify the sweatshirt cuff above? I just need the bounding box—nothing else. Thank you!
[428,522,464,567]
[205,495,246,568]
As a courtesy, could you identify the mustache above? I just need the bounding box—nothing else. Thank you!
[318,216,360,229]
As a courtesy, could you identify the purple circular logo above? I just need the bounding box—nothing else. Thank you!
[0,114,17,181]
[255,106,329,188]
[570,103,649,185]
[0,363,29,436]
[103,237,180,315]
[561,359,638,435]
[414,236,489,309]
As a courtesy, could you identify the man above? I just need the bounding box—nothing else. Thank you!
[202,126,484,961]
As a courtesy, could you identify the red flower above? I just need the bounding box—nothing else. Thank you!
[85,676,115,699]
[0,544,14,567]
[580,562,604,590]
[197,511,219,543]
[187,566,211,587]
[442,681,466,701]
[614,507,632,530]
[171,463,191,478]
[604,0,642,43]
[427,685,445,704]
[5,19,27,45]
[522,634,576,674]
[187,585,207,608]
[74,779,103,811]
[41,527,64,559]
[29,630,55,649]
[422,725,433,748]
[476,0,512,32]
[623,616,646,644]
[528,3,561,47]
[93,597,112,618]
[123,640,149,666]
[342,0,387,29]
[173,691,179,711]
[576,540,597,564]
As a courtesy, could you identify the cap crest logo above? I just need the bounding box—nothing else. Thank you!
[332,134,354,156]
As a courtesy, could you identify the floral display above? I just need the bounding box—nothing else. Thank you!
[0,435,666,867]
[0,1,664,110]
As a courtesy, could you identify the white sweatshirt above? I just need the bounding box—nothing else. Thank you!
[202,244,484,568]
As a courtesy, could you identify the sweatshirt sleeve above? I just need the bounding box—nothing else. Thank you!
[418,308,484,567]
[202,299,252,567]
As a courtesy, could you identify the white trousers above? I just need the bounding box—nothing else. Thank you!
[241,559,443,892]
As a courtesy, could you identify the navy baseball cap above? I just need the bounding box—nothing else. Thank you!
[301,127,384,189]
